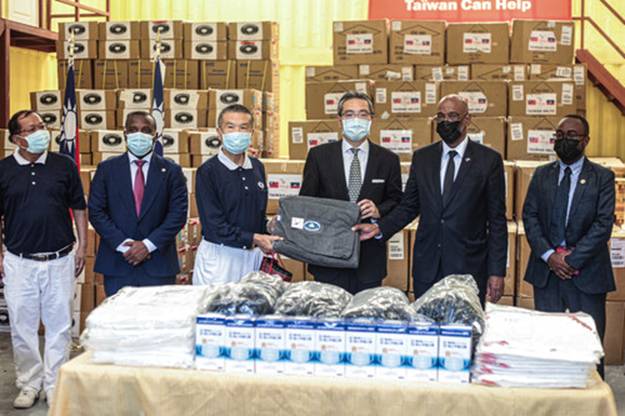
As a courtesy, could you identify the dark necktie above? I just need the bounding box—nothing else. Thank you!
[550,166,572,247]
[133,160,146,217]
[442,150,458,203]
[348,148,362,203]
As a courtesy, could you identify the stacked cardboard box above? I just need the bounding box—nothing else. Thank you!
[189,129,221,167]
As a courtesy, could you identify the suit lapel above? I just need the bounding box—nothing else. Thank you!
[443,140,474,210]
[139,154,167,220]
[358,141,376,200]
[335,141,350,200]
[545,162,560,226]
[567,159,592,225]
[428,141,443,208]
[116,153,136,216]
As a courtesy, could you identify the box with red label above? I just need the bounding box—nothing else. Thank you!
[507,116,560,161]
[370,118,431,162]
[373,81,439,119]
[446,23,510,65]
[508,81,576,117]
[288,120,340,160]
[510,20,575,65]
[263,159,306,215]
[389,20,445,65]
[439,81,507,117]
[528,64,587,110]
[305,80,373,120]
[414,65,470,81]
[333,20,389,65]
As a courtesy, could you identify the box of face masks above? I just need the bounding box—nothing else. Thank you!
[314,319,346,378]
[404,323,439,382]
[195,313,226,371]
[344,320,377,378]
[223,315,256,374]
[283,318,316,376]
[375,321,407,380]
[438,324,472,384]
[255,316,286,375]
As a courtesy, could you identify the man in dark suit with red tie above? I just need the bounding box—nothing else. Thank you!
[88,111,188,296]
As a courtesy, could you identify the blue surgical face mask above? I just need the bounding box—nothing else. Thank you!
[126,132,154,158]
[22,129,50,154]
[222,132,251,155]
[342,118,371,142]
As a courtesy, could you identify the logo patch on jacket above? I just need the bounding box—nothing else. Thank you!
[303,220,321,232]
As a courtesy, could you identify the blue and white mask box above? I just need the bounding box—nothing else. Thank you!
[344,320,377,379]
[404,323,439,382]
[195,313,226,371]
[284,318,317,376]
[314,319,345,378]
[223,315,256,374]
[255,316,286,375]
[438,324,472,384]
[375,321,407,380]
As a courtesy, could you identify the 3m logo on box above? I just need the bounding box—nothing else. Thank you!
[463,33,492,54]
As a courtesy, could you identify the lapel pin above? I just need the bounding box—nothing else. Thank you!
[161,168,166,172]
[465,157,471,162]
[580,179,586,185]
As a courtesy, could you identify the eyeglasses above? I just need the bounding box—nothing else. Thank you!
[342,110,372,119]
[555,130,586,141]
[17,124,46,136]
[434,112,467,123]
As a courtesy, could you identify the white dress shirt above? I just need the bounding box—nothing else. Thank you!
[342,139,369,188]
[440,137,469,193]
[116,151,156,254]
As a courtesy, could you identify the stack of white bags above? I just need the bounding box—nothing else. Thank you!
[80,285,214,368]
[472,303,604,388]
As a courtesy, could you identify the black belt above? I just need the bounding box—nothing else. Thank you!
[13,244,74,262]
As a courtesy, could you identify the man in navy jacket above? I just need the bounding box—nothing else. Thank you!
[88,111,188,296]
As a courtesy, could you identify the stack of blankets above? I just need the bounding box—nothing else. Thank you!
[472,303,604,388]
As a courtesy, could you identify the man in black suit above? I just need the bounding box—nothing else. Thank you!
[355,95,507,304]
[522,114,615,378]
[299,91,403,294]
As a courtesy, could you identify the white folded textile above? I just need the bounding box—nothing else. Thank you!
[472,303,604,388]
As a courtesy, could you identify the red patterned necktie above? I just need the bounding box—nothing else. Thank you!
[133,160,145,217]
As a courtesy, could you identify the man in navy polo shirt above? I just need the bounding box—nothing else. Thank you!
[0,110,88,408]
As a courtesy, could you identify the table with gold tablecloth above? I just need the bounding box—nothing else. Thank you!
[50,353,618,416]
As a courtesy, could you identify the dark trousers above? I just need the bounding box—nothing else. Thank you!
[309,266,381,295]
[533,272,607,379]
[104,274,177,297]
[413,260,487,306]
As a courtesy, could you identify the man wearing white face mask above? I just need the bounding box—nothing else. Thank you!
[88,111,188,296]
[193,104,279,285]
[300,92,403,294]
[0,110,87,408]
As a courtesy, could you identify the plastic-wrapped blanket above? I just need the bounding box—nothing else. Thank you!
[340,287,427,322]
[205,272,287,316]
[274,281,352,318]
[472,303,604,388]
[412,274,485,337]
[81,285,215,368]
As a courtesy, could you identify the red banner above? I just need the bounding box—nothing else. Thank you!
[369,0,572,22]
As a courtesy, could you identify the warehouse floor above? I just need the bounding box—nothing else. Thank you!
[0,333,623,415]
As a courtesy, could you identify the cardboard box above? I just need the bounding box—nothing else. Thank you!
[263,159,305,215]
[92,152,125,165]
[609,229,625,301]
[77,90,117,111]
[98,40,139,60]
[389,20,445,65]
[237,60,280,92]
[471,64,528,81]
[209,89,263,113]
[504,161,514,221]
[58,60,93,90]
[465,117,506,157]
[228,40,279,61]
[91,130,126,153]
[94,60,129,90]
[499,295,514,306]
[305,65,359,83]
[141,20,184,40]
[30,90,63,111]
[188,129,222,156]
[163,153,191,167]
[80,283,95,315]
[507,116,560,161]
[79,167,94,197]
[306,79,373,120]
[117,108,152,128]
[117,88,151,109]
[129,60,199,89]
[616,179,625,228]
[383,229,410,291]
[184,22,228,41]
[48,129,91,154]
[333,20,389,65]
[141,39,184,60]
[446,23,509,65]
[373,80,438,118]
[528,64,587,110]
[185,41,228,60]
[263,91,278,113]
[200,60,237,89]
[79,111,116,131]
[161,129,190,154]
[288,120,340,160]
[163,89,209,110]
[59,22,99,41]
[440,81,507,117]
[514,161,547,221]
[508,81,577,117]
[370,118,431,162]
[98,21,141,40]
[228,22,279,41]
[40,111,62,129]
[516,221,534,298]
[414,65,470,81]
[505,222,518,297]
[515,296,534,310]
[164,110,207,129]
[510,20,575,65]
[358,64,413,81]
[604,301,625,365]
[57,40,97,60]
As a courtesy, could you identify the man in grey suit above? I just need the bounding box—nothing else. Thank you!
[522,114,615,378]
